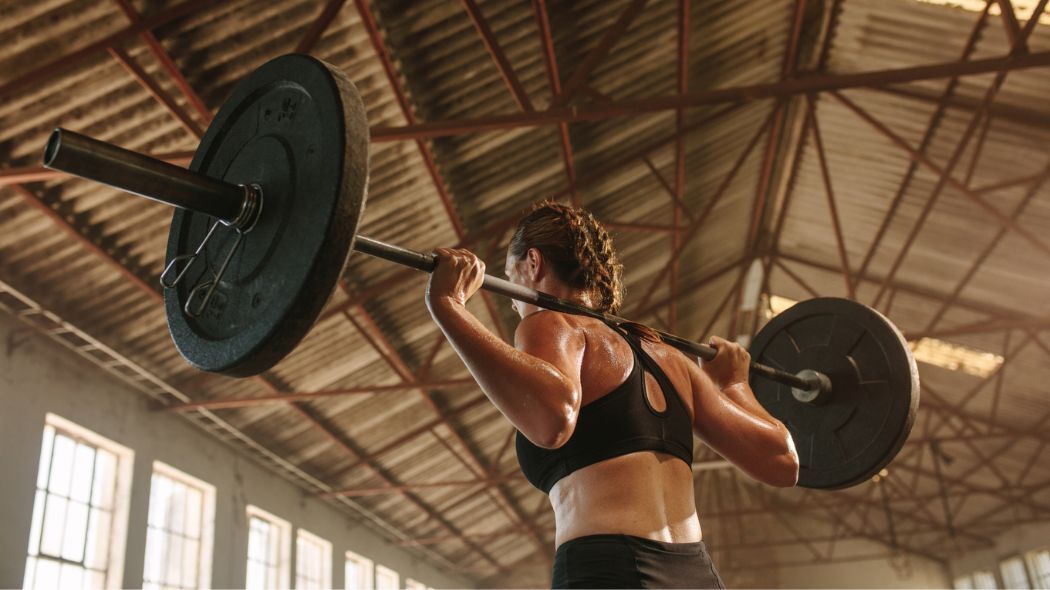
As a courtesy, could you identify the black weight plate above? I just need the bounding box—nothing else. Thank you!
[749,298,919,489]
[165,54,369,376]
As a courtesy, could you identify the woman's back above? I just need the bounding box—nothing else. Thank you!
[543,313,704,548]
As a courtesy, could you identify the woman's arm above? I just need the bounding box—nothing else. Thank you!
[688,337,799,487]
[426,249,585,449]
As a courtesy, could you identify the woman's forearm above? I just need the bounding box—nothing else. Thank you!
[427,297,579,447]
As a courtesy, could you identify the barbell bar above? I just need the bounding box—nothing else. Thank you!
[44,127,828,398]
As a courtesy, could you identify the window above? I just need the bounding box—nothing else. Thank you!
[972,570,998,589]
[24,414,133,590]
[955,576,975,590]
[295,529,331,590]
[143,462,216,590]
[374,565,398,590]
[245,506,291,590]
[1001,556,1032,589]
[345,551,373,590]
[1028,549,1050,589]
[404,578,426,590]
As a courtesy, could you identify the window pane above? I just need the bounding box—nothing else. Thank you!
[973,570,997,589]
[87,570,106,590]
[85,509,111,570]
[35,558,60,590]
[165,533,183,588]
[246,561,265,590]
[184,538,200,587]
[40,495,68,557]
[1001,557,1031,589]
[185,488,202,539]
[70,444,96,504]
[58,563,83,590]
[37,427,55,489]
[28,490,45,557]
[24,556,37,590]
[60,500,89,561]
[954,576,974,590]
[170,481,186,536]
[49,435,75,497]
[90,451,116,510]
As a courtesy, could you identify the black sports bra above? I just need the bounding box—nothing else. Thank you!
[515,322,694,494]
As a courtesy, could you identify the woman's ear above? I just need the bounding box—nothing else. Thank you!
[526,247,544,282]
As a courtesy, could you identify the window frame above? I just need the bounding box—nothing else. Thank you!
[294,528,332,590]
[1027,548,1050,590]
[244,505,291,590]
[24,413,134,590]
[374,564,399,590]
[143,461,216,590]
[1000,555,1032,589]
[345,550,374,590]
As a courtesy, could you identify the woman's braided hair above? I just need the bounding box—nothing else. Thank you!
[509,201,625,313]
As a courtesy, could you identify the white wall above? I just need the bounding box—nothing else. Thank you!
[0,310,473,589]
[776,549,951,589]
[948,522,1050,585]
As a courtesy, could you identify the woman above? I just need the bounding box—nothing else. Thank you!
[426,202,799,589]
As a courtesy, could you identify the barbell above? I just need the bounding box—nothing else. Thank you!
[40,54,919,489]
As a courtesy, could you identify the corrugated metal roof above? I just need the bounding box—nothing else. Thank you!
[3,0,1050,586]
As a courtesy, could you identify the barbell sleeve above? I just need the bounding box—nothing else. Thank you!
[44,128,248,224]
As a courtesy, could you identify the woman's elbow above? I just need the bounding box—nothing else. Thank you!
[767,428,800,486]
[765,451,800,487]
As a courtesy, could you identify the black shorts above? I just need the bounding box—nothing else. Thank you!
[551,534,726,589]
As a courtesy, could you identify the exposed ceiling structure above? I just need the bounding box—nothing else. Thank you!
[2,0,1050,586]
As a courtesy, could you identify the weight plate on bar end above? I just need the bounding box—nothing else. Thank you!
[748,298,920,489]
[165,54,369,376]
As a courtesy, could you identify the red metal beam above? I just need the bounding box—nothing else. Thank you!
[367,49,1050,142]
[806,95,854,298]
[164,378,476,411]
[107,46,205,139]
[532,0,578,204]
[353,0,509,342]
[552,0,650,106]
[670,0,689,331]
[462,0,534,112]
[296,0,348,54]
[112,0,212,123]
[628,108,776,318]
[832,91,1050,270]
[0,0,214,99]
[284,401,508,570]
[319,472,523,498]
[325,395,491,482]
[852,2,990,289]
[641,157,695,221]
[996,0,1026,52]
[343,304,548,552]
[919,165,1050,332]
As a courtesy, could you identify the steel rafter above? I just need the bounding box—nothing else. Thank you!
[107,46,205,139]
[669,0,689,331]
[0,0,214,103]
[296,0,348,54]
[319,472,523,498]
[111,0,212,123]
[366,49,1050,142]
[531,0,578,204]
[352,0,509,343]
[551,0,649,107]
[462,0,534,113]
[805,95,855,298]
[164,377,477,411]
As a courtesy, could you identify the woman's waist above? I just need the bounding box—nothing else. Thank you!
[550,455,701,549]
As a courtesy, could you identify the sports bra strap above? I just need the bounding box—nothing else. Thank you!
[606,322,684,411]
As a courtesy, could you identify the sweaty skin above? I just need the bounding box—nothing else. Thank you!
[426,246,799,549]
